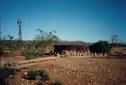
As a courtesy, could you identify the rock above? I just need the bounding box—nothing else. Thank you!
[76,74,79,78]
[73,69,77,72]
[9,74,13,78]
[66,71,69,74]
[21,78,25,81]
[36,75,41,80]
[24,72,27,75]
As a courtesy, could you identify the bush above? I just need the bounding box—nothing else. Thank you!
[39,70,49,81]
[97,41,110,53]
[24,51,38,60]
[0,64,16,84]
[53,80,62,85]
[27,70,37,80]
[0,47,3,57]
[89,40,110,55]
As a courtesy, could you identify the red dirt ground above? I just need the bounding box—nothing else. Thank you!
[5,57,126,85]
[1,47,126,85]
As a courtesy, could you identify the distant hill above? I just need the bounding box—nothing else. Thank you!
[55,41,90,46]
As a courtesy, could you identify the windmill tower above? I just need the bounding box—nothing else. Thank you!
[0,17,1,40]
[0,25,1,41]
[17,19,22,40]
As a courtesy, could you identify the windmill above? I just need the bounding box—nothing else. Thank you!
[0,17,1,40]
[17,19,22,40]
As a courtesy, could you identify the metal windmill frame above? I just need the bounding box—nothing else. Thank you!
[17,19,22,40]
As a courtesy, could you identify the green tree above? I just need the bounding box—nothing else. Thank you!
[97,40,110,54]
[90,40,110,55]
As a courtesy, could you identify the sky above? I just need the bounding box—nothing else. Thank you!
[1,0,126,42]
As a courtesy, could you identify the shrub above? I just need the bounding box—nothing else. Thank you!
[0,64,16,84]
[89,40,110,55]
[27,70,37,80]
[39,70,49,81]
[24,51,38,60]
[53,80,62,85]
[37,80,44,85]
[0,63,17,78]
[0,47,3,57]
[97,41,110,53]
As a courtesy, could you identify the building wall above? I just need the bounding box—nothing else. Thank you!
[54,45,89,56]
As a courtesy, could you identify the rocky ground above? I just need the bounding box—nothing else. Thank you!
[1,47,126,85]
[6,56,126,85]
